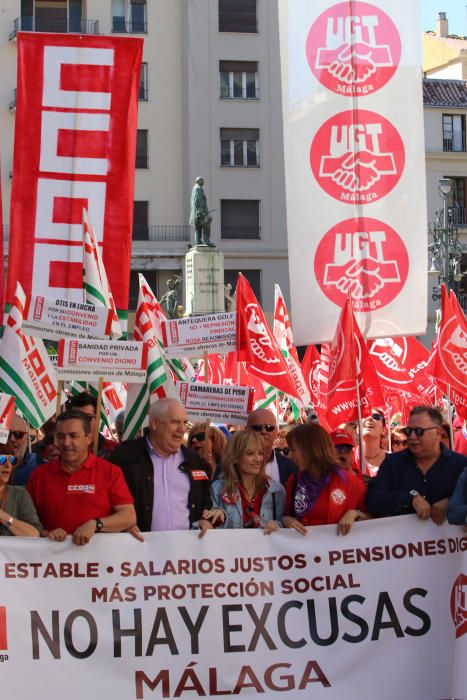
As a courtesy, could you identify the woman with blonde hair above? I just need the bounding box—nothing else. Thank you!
[187,422,228,478]
[284,423,366,536]
[205,430,285,533]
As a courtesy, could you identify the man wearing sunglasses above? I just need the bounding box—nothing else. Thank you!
[366,406,466,523]
[246,409,296,486]
[7,414,44,486]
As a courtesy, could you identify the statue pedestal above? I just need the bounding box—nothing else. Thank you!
[185,246,224,315]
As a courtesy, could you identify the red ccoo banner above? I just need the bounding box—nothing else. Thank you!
[7,33,143,312]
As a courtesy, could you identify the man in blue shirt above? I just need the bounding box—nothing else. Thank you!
[366,406,466,524]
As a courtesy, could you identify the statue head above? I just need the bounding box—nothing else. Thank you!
[167,279,175,290]
[195,176,204,186]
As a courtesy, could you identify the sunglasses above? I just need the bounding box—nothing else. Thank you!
[335,444,353,453]
[402,426,439,437]
[371,413,385,422]
[9,430,28,440]
[392,439,407,447]
[250,424,275,433]
[189,432,205,443]
[0,455,18,466]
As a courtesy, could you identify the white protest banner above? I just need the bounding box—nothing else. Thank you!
[0,393,14,443]
[161,312,236,358]
[0,518,465,700]
[279,0,427,343]
[57,339,147,383]
[178,381,253,424]
[22,295,113,340]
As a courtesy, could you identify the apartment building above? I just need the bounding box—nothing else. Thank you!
[0,0,290,316]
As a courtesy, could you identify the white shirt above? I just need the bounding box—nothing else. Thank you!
[265,451,280,482]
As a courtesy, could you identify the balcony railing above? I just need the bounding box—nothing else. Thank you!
[132,225,191,242]
[112,17,147,34]
[451,206,467,227]
[10,16,99,39]
[219,18,258,33]
[443,138,467,153]
[220,86,259,99]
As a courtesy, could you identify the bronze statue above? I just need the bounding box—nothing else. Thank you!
[190,176,215,247]
[160,275,182,319]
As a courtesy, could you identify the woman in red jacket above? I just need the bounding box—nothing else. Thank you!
[283,423,366,536]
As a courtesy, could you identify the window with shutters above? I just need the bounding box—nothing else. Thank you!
[219,61,258,99]
[220,128,259,167]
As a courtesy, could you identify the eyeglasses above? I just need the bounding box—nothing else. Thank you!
[8,431,27,440]
[0,455,18,466]
[250,424,275,433]
[189,432,205,443]
[392,439,407,447]
[402,426,439,437]
[335,444,353,453]
[371,413,385,422]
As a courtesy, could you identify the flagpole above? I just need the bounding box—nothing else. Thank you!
[203,350,209,384]
[447,384,454,447]
[55,381,63,420]
[355,373,365,476]
[93,377,104,455]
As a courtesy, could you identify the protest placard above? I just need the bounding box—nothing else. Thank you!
[22,296,113,340]
[177,381,253,424]
[0,518,465,700]
[161,312,236,357]
[57,339,147,383]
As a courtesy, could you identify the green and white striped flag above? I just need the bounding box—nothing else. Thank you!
[123,274,178,441]
[0,282,65,428]
[254,383,277,410]
[83,209,123,340]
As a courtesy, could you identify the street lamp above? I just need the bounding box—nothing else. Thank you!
[428,178,464,301]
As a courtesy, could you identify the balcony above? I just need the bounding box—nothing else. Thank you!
[132,226,191,242]
[10,16,99,40]
[443,138,466,153]
[112,17,147,34]
[451,207,467,228]
[220,86,259,100]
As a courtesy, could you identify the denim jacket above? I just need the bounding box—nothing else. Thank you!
[211,478,285,529]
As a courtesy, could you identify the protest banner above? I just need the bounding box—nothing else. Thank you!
[6,33,143,315]
[0,517,465,700]
[0,393,14,443]
[161,312,236,358]
[22,295,113,340]
[57,339,147,383]
[177,381,253,424]
[279,0,427,343]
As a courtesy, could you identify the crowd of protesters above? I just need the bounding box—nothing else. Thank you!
[1,391,466,541]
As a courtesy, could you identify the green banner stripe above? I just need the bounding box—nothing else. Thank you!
[0,358,46,425]
[124,384,147,428]
[83,282,107,307]
[0,377,42,428]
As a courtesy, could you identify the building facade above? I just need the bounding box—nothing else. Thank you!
[0,0,290,318]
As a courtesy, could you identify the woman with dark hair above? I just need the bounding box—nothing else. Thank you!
[187,422,228,478]
[0,444,42,537]
[205,430,285,533]
[284,423,366,536]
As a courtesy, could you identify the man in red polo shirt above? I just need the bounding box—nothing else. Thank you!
[28,410,136,545]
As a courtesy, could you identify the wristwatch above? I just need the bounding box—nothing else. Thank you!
[409,490,420,499]
[4,516,14,528]
[94,518,104,532]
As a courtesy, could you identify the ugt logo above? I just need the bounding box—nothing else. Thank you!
[451,573,467,639]
[310,110,405,204]
[314,217,409,312]
[306,1,401,96]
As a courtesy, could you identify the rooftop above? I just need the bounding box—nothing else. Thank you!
[423,78,467,108]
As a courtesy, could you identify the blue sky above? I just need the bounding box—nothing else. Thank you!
[420,1,466,36]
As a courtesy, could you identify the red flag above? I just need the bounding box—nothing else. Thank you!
[326,298,384,430]
[301,344,330,428]
[429,286,467,418]
[196,354,226,385]
[235,274,299,398]
[224,352,267,402]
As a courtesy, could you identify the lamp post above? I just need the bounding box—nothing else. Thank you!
[428,178,463,302]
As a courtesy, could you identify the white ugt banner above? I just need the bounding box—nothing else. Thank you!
[279,0,427,344]
[0,517,465,700]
